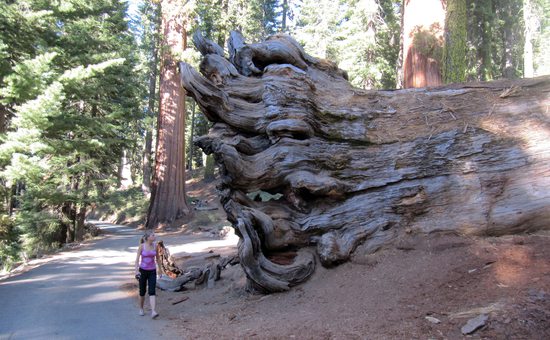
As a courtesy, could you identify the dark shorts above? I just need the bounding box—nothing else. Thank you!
[139,268,156,296]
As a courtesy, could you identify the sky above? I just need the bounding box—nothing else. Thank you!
[125,0,143,19]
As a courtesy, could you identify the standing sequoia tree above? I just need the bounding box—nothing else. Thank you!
[180,31,550,293]
[146,0,191,229]
[402,0,445,88]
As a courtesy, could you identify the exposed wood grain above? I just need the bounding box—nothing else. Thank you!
[182,31,550,293]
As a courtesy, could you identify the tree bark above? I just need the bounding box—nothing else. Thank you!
[146,0,191,229]
[181,31,550,293]
[443,0,467,83]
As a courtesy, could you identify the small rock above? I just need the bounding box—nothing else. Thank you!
[528,288,546,302]
[461,314,488,335]
[425,316,441,324]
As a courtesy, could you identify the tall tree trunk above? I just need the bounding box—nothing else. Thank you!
[142,128,154,193]
[142,29,159,193]
[500,0,522,79]
[204,154,215,182]
[0,104,8,133]
[8,183,16,216]
[281,0,288,32]
[187,100,196,171]
[475,0,493,81]
[523,0,535,77]
[62,202,75,243]
[146,0,191,229]
[402,0,445,88]
[118,149,133,188]
[75,205,86,241]
[75,176,90,241]
[443,0,467,83]
[396,1,404,89]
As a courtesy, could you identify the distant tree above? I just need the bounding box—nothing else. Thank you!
[194,0,284,44]
[468,0,494,81]
[522,0,550,77]
[294,0,401,89]
[401,0,445,88]
[497,0,524,79]
[533,0,550,76]
[281,0,289,32]
[139,1,161,193]
[523,0,536,77]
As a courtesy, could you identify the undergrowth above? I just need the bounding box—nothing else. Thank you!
[90,186,149,225]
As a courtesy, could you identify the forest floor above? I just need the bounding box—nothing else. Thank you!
[129,176,550,339]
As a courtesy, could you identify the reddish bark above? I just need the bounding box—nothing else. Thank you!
[402,0,445,88]
[146,0,190,229]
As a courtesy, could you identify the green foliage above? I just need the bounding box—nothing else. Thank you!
[0,0,145,256]
[0,214,20,271]
[294,0,401,89]
[91,186,149,224]
[16,209,66,259]
[412,26,444,64]
[193,0,285,45]
[465,0,548,81]
[467,0,495,81]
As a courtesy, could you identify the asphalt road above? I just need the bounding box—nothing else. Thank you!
[0,223,175,340]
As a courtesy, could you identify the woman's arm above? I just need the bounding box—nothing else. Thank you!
[134,244,142,274]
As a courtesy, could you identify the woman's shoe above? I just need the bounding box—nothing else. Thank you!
[151,311,159,319]
[139,309,145,316]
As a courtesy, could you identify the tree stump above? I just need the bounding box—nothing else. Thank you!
[180,31,550,293]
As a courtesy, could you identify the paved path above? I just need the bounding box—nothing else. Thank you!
[0,223,176,340]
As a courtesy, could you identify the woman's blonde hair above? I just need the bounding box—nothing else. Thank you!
[140,230,155,244]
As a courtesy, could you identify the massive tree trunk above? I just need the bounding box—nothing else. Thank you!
[181,31,550,293]
[146,0,190,229]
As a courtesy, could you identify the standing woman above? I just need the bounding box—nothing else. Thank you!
[135,230,161,318]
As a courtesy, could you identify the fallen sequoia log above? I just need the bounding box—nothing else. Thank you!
[156,240,239,291]
[180,31,550,293]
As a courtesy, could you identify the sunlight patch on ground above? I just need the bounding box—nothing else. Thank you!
[0,274,58,286]
[80,290,128,304]
[167,232,239,255]
[493,247,534,286]
[57,249,133,266]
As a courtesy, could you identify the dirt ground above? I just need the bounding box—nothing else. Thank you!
[131,178,550,339]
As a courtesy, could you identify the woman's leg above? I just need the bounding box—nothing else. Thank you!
[147,270,158,318]
[138,269,146,315]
